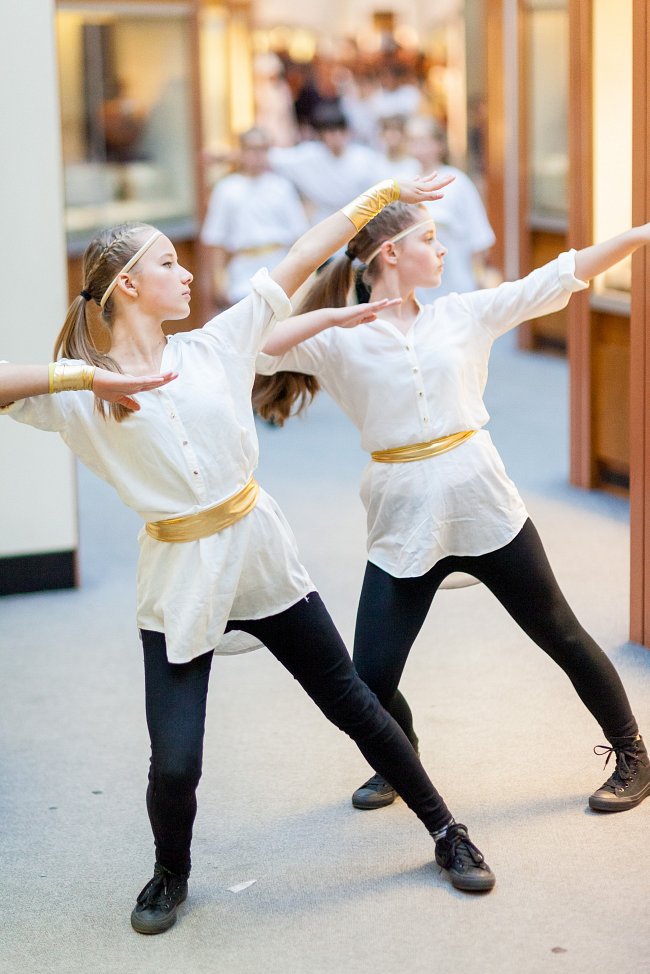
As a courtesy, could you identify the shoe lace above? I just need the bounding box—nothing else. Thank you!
[447,826,485,869]
[364,773,390,791]
[593,743,638,790]
[136,868,179,911]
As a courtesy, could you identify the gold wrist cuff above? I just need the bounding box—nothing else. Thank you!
[49,362,96,393]
[341,179,401,232]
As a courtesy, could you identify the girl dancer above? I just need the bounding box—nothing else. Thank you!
[0,174,499,937]
[254,202,650,816]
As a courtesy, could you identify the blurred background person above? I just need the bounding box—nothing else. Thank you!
[377,115,419,181]
[269,104,388,225]
[406,115,496,300]
[371,62,423,122]
[253,53,298,148]
[200,127,308,308]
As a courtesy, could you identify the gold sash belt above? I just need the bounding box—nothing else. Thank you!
[235,243,285,258]
[146,477,260,543]
[371,430,476,464]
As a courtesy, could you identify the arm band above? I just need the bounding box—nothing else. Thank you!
[49,362,96,394]
[340,179,401,232]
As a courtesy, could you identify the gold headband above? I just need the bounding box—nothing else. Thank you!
[99,230,163,309]
[365,219,435,266]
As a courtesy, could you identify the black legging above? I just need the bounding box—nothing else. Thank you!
[142,593,452,875]
[353,519,638,752]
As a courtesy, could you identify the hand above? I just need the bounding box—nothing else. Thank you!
[92,369,178,411]
[331,298,401,330]
[397,170,455,205]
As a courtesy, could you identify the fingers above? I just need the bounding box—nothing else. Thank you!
[363,298,401,312]
[119,396,141,411]
[136,371,179,390]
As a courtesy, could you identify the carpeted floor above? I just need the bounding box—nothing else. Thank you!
[1,329,648,974]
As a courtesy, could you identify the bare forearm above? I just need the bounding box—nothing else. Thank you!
[271,212,353,299]
[0,364,49,406]
[574,225,650,281]
[262,310,336,355]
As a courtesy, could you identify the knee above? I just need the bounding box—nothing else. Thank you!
[325,676,388,737]
[540,608,597,669]
[150,753,203,795]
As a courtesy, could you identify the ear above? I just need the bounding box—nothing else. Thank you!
[116,273,139,300]
[380,241,399,266]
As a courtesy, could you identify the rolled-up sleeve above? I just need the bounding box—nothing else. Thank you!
[200,269,293,358]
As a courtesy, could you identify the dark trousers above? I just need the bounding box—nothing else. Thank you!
[353,518,638,749]
[142,593,452,875]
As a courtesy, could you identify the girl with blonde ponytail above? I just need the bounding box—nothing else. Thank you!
[3,171,499,933]
[256,204,650,843]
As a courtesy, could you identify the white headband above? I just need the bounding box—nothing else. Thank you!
[100,230,162,309]
[364,219,435,266]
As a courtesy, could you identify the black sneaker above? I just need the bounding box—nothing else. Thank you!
[130,864,188,935]
[434,824,496,892]
[589,737,650,812]
[352,773,398,809]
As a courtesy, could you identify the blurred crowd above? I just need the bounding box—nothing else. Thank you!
[201,47,494,310]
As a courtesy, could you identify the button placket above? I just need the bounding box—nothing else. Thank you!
[403,341,430,430]
[159,388,206,499]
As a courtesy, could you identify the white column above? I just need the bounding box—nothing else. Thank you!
[0,2,78,579]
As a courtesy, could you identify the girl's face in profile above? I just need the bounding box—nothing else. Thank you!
[128,235,193,320]
[396,222,447,291]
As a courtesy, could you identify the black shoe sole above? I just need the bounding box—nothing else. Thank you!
[589,779,650,812]
[352,791,398,810]
[437,864,496,893]
[130,890,188,935]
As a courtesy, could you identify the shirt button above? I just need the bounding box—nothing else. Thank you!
[418,391,424,397]
[423,416,429,422]
[193,470,199,476]
[412,366,419,373]
[405,344,411,351]
[182,440,188,446]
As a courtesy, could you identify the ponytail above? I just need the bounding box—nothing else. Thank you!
[253,254,356,426]
[52,222,155,422]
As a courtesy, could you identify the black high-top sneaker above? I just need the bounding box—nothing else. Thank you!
[589,736,650,812]
[352,772,398,809]
[434,823,496,892]
[352,738,419,810]
[130,863,188,934]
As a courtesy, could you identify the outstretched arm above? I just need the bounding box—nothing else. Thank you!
[262,298,401,356]
[0,364,177,411]
[269,172,454,299]
[574,224,650,281]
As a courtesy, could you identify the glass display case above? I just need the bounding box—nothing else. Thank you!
[56,3,197,253]
[525,0,568,227]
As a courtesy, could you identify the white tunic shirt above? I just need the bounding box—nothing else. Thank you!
[2,271,313,663]
[200,171,308,303]
[269,141,389,224]
[257,253,588,578]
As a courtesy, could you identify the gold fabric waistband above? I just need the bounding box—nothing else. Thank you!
[145,477,260,543]
[235,243,285,258]
[371,430,476,464]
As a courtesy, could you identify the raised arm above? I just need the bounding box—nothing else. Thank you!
[0,363,177,411]
[270,172,454,299]
[262,298,401,356]
[574,224,650,281]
